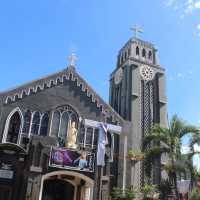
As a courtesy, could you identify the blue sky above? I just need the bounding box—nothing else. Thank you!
[0,0,200,150]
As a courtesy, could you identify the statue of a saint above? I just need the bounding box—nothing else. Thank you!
[66,120,78,149]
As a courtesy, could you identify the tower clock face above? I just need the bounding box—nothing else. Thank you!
[140,65,155,81]
[114,67,123,85]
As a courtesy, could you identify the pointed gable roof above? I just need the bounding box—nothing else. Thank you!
[0,66,124,124]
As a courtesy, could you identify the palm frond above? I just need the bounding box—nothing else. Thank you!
[143,133,169,148]
[170,115,181,137]
[151,124,169,135]
[163,161,186,174]
[180,125,199,138]
[144,146,170,159]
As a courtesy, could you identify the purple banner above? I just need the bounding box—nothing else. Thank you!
[49,147,95,172]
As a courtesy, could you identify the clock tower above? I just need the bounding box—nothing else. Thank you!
[109,30,167,187]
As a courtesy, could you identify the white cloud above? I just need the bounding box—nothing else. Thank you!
[187,0,194,3]
[184,0,200,14]
[165,1,200,38]
[169,70,194,81]
[166,0,177,6]
[195,1,200,8]
[165,0,200,15]
[177,73,184,78]
[188,70,193,74]
[196,24,200,37]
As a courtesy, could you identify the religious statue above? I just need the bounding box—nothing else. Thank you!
[66,120,78,149]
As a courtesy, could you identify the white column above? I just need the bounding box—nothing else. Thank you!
[122,135,127,190]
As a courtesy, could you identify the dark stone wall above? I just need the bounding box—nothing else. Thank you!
[0,78,103,139]
[0,78,126,200]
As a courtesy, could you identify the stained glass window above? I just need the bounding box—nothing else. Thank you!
[31,112,40,135]
[22,110,31,134]
[40,113,49,136]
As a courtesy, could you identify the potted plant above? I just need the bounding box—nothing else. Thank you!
[140,184,156,200]
[111,186,136,200]
[128,150,144,161]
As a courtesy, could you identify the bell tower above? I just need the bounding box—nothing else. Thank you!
[109,27,167,187]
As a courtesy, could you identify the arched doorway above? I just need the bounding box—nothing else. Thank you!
[39,171,94,200]
[42,179,74,200]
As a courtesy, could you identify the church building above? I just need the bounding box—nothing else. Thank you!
[0,30,167,200]
[109,29,168,187]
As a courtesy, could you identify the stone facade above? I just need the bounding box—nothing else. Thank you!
[0,65,131,200]
[109,37,168,187]
[0,35,168,200]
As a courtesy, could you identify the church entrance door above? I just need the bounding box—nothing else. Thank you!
[42,179,74,200]
[39,171,94,200]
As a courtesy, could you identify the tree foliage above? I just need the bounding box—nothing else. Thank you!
[111,187,136,200]
[189,187,200,200]
[143,115,199,199]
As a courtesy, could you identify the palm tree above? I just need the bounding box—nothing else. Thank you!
[143,115,199,200]
[187,134,200,188]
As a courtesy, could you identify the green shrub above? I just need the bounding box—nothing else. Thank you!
[189,187,200,200]
[158,179,172,200]
[111,187,136,200]
[140,184,156,200]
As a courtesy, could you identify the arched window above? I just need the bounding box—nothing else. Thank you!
[59,112,69,140]
[31,112,41,135]
[40,113,49,136]
[6,111,22,143]
[148,51,152,60]
[142,48,146,57]
[50,105,79,147]
[51,111,61,137]
[136,46,140,55]
[23,110,31,134]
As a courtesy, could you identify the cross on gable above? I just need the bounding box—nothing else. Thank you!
[130,25,143,39]
[68,53,78,66]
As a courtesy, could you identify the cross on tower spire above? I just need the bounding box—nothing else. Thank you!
[130,25,143,39]
[68,53,78,67]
